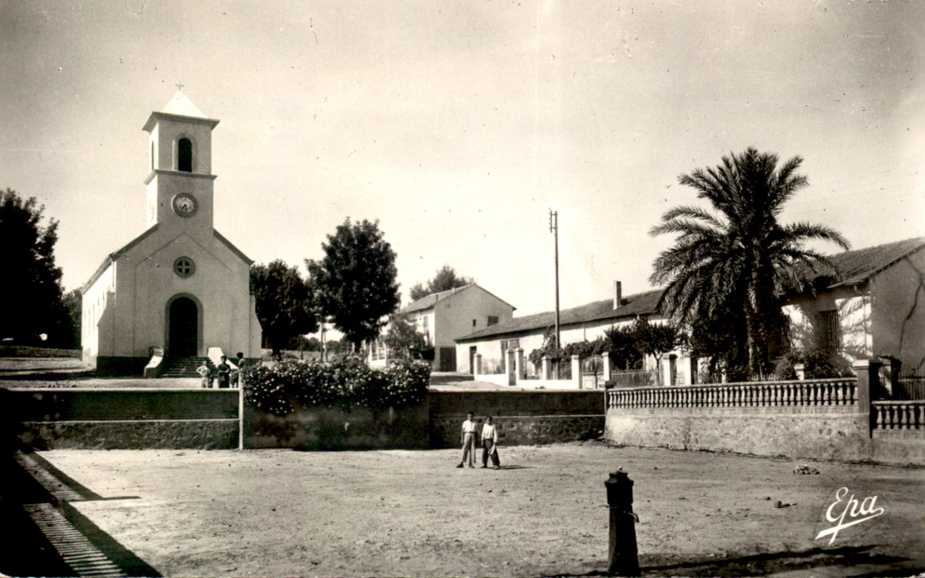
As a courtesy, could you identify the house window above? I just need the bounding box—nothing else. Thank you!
[500,338,519,352]
[178,138,193,172]
[173,256,195,278]
[472,319,477,328]
[487,315,499,326]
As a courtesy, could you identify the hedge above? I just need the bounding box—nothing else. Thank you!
[241,356,430,416]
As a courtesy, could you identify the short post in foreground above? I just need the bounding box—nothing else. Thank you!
[605,469,640,576]
[238,379,245,450]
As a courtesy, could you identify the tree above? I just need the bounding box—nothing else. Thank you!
[603,325,643,370]
[632,318,685,386]
[383,314,426,360]
[250,260,318,358]
[0,189,70,344]
[307,219,400,351]
[688,314,749,382]
[650,148,849,378]
[409,265,472,301]
[56,289,82,348]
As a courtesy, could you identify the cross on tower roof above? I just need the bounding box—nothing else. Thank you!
[175,82,185,92]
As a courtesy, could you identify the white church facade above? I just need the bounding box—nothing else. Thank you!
[81,92,262,374]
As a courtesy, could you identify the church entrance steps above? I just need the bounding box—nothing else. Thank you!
[158,356,209,378]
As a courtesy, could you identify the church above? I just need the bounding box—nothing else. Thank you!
[81,91,262,375]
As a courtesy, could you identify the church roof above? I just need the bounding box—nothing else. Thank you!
[162,91,207,118]
[81,225,254,293]
[81,224,161,293]
[213,230,254,265]
[142,91,219,131]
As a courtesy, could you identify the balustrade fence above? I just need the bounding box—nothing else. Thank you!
[872,400,925,430]
[607,378,857,410]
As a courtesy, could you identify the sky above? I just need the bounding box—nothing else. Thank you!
[2,0,923,318]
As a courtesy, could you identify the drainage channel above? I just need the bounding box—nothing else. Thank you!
[12,450,159,577]
[22,503,124,577]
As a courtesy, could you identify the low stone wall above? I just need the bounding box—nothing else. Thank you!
[18,419,238,450]
[0,346,82,358]
[606,406,870,461]
[429,390,605,448]
[605,371,925,465]
[244,404,430,450]
[4,388,239,450]
[871,430,925,465]
[8,389,239,421]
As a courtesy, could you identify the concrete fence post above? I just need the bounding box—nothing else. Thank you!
[793,363,805,381]
[571,354,581,388]
[601,353,612,384]
[853,358,881,436]
[514,348,524,383]
[542,356,550,380]
[605,469,640,576]
[238,378,245,450]
[475,353,483,376]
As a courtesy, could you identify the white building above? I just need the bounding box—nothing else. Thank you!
[81,91,262,374]
[784,236,925,376]
[370,283,515,371]
[455,282,695,387]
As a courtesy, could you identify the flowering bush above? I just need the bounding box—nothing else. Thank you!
[242,356,430,416]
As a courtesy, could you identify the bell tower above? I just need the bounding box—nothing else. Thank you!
[142,90,219,236]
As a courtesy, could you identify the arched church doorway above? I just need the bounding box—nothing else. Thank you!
[168,296,199,357]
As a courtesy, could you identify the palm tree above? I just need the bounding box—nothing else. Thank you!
[650,148,849,379]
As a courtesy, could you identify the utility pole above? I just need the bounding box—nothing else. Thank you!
[549,210,561,352]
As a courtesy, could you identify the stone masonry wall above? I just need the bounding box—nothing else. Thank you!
[244,404,430,450]
[5,388,240,450]
[429,390,605,448]
[606,405,871,462]
[18,419,238,450]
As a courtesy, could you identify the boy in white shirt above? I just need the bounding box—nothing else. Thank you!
[481,416,500,469]
[456,412,477,468]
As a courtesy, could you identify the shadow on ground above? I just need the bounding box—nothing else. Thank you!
[547,545,922,577]
[0,452,159,577]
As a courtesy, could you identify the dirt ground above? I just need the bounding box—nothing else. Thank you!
[31,443,925,577]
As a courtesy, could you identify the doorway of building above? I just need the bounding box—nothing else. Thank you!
[439,347,456,372]
[168,296,198,357]
[469,346,477,375]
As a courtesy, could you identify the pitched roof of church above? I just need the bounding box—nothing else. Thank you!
[142,90,219,131]
[81,224,161,293]
[213,229,254,265]
[161,91,207,118]
[81,226,253,293]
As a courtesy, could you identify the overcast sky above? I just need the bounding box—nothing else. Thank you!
[2,0,923,317]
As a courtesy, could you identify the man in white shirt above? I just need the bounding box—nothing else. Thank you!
[456,412,477,468]
[481,416,500,469]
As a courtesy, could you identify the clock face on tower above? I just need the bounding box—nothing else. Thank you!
[171,193,198,217]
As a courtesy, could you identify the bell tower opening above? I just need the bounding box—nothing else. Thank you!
[178,138,193,172]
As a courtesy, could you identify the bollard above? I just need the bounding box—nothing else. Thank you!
[605,469,640,576]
